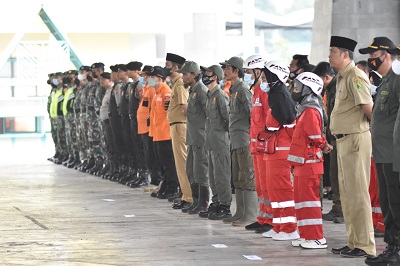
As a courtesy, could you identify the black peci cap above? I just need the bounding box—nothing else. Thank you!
[330,36,358,52]
[117,64,127,72]
[110,65,118,72]
[166,53,186,65]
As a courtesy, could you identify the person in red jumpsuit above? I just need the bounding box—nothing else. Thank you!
[260,61,298,241]
[242,55,274,233]
[287,72,333,249]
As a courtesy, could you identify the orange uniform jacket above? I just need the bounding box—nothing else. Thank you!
[250,85,269,154]
[287,108,326,176]
[137,84,156,134]
[151,82,172,141]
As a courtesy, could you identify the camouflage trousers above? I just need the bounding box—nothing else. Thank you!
[55,116,67,155]
[50,117,59,153]
[87,108,103,159]
[78,112,89,160]
[64,112,78,156]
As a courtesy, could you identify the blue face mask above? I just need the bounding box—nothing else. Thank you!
[219,80,224,87]
[52,78,59,86]
[139,77,146,85]
[260,81,270,92]
[147,77,157,87]
[243,73,254,85]
[371,85,377,96]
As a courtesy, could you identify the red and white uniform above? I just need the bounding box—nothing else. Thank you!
[250,85,273,226]
[370,158,385,232]
[264,109,296,234]
[288,108,325,240]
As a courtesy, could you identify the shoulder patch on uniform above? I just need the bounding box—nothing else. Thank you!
[177,85,184,91]
[353,77,364,91]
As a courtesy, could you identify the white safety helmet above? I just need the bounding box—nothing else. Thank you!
[295,72,323,96]
[243,55,266,69]
[264,60,290,83]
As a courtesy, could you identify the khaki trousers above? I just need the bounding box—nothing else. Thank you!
[336,131,376,256]
[170,123,192,202]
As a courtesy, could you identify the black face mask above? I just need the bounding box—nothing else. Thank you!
[202,74,214,86]
[74,78,80,87]
[164,67,172,77]
[291,91,302,103]
[368,56,383,71]
[87,76,93,82]
[92,73,98,79]
[289,70,299,80]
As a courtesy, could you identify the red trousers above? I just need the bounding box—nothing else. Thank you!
[294,174,324,240]
[265,159,297,233]
[253,154,273,225]
[370,158,385,231]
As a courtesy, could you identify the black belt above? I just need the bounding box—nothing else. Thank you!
[334,134,348,140]
[169,122,186,126]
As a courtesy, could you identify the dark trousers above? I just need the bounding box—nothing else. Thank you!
[120,114,134,166]
[102,119,116,163]
[141,133,155,172]
[155,140,178,192]
[130,117,145,170]
[109,113,124,162]
[376,163,400,245]
[330,139,342,216]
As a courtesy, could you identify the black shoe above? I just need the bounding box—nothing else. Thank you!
[255,224,274,234]
[340,248,369,258]
[333,216,344,224]
[130,176,149,188]
[208,204,232,220]
[365,245,400,266]
[168,191,182,202]
[245,221,263,231]
[172,200,191,209]
[332,246,351,255]
[157,190,177,200]
[199,202,219,218]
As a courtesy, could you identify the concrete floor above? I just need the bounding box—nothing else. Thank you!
[0,137,385,266]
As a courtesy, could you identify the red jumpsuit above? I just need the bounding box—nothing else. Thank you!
[250,85,273,226]
[370,157,385,232]
[288,108,325,240]
[263,110,296,234]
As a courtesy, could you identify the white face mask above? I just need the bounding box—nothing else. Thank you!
[78,73,86,81]
[243,73,254,85]
[392,59,400,75]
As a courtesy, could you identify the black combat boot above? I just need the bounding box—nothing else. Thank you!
[199,202,219,218]
[48,151,60,162]
[82,157,95,172]
[62,154,73,166]
[188,186,210,215]
[130,169,149,188]
[208,204,232,220]
[182,183,199,213]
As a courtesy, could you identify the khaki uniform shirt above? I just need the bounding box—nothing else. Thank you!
[229,79,252,149]
[167,74,188,124]
[205,85,230,150]
[371,69,400,164]
[330,61,373,135]
[186,80,208,146]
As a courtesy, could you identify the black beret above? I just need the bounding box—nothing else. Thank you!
[148,66,165,79]
[100,72,111,79]
[166,53,186,65]
[359,37,396,54]
[126,61,143,71]
[91,62,105,69]
[141,65,153,74]
[292,54,309,61]
[110,65,118,72]
[117,64,127,72]
[330,36,357,52]
[79,65,90,71]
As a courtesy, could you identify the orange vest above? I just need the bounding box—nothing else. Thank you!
[137,84,156,134]
[287,108,325,175]
[151,82,172,141]
[223,81,231,97]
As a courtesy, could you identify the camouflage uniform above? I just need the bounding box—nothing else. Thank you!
[55,87,67,157]
[79,82,90,160]
[63,86,78,157]
[94,79,106,159]
[86,81,102,159]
